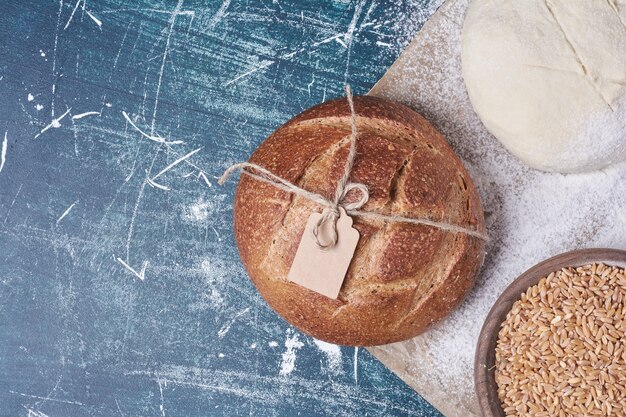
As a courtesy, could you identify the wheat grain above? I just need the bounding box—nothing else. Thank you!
[495,263,626,416]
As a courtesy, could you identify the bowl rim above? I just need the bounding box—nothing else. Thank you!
[474,248,626,417]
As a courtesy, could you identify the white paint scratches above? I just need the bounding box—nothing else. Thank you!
[34,107,72,139]
[65,0,102,30]
[208,0,231,29]
[198,171,212,187]
[268,341,278,347]
[8,390,84,405]
[375,40,392,47]
[69,116,79,156]
[129,365,433,416]
[312,339,342,375]
[64,0,82,30]
[311,33,347,48]
[116,257,148,281]
[164,154,206,184]
[24,408,49,417]
[224,59,275,86]
[335,37,348,48]
[343,0,367,83]
[211,225,221,242]
[85,10,102,28]
[100,8,194,16]
[146,177,170,191]
[157,380,166,417]
[151,0,183,134]
[72,111,99,120]
[122,111,184,145]
[279,330,304,376]
[345,1,364,44]
[124,150,161,274]
[150,147,202,187]
[115,399,125,417]
[3,183,23,225]
[51,0,64,118]
[217,307,251,338]
[124,149,140,183]
[0,132,7,174]
[224,31,350,87]
[56,200,78,224]
[27,93,34,102]
[353,347,359,384]
[111,20,132,78]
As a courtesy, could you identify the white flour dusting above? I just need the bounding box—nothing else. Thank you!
[368,0,626,415]
[188,258,227,311]
[279,329,304,376]
[182,198,212,223]
[312,339,343,375]
[182,194,229,229]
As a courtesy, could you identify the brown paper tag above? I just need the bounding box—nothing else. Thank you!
[288,207,360,299]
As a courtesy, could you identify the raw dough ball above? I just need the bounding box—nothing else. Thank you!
[461,0,626,173]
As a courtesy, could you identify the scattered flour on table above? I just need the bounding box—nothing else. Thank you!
[182,197,220,223]
[279,329,304,376]
[369,0,626,413]
[312,339,343,375]
[383,0,444,50]
[187,258,228,311]
[357,0,446,67]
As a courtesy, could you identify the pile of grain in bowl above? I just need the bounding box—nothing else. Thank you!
[495,263,626,416]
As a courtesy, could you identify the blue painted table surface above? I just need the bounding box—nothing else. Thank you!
[0,1,445,416]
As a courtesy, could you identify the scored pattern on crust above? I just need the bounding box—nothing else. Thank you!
[234,97,485,344]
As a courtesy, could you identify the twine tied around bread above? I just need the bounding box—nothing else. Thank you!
[219,85,488,247]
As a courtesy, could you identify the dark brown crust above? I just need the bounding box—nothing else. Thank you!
[233,96,485,346]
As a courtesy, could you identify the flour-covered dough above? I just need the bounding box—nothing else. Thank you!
[461,0,626,173]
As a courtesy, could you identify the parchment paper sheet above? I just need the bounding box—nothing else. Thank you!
[367,1,626,415]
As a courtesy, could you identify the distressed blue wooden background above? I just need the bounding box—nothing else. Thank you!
[0,1,444,416]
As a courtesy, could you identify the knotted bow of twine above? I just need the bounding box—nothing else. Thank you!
[219,85,488,247]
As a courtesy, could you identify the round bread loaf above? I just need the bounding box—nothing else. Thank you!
[234,96,485,346]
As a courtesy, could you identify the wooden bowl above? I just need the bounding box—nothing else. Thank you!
[474,248,626,417]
